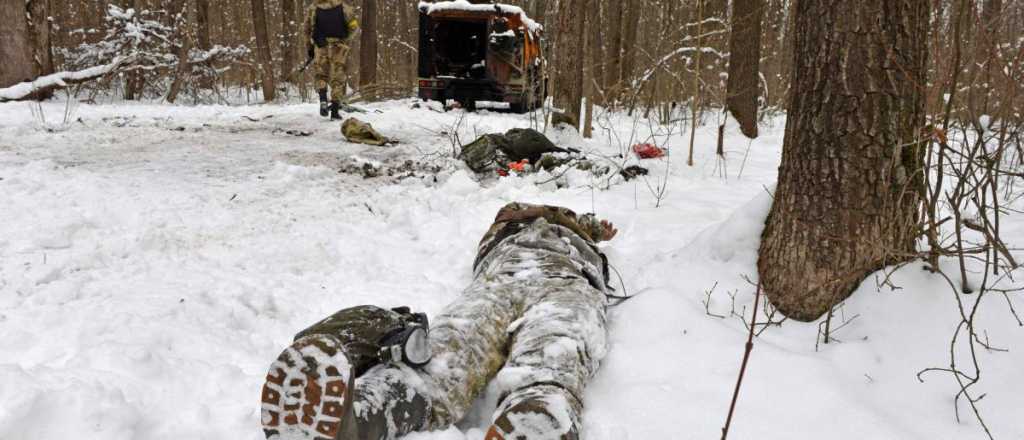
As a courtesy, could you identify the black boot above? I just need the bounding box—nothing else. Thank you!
[318,89,329,117]
[330,101,342,120]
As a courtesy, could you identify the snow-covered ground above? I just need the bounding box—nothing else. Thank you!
[0,99,1021,440]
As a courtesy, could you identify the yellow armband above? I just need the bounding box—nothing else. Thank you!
[348,19,359,33]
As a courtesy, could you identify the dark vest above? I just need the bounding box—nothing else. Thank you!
[313,5,349,47]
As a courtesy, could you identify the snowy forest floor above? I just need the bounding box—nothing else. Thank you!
[0,99,1021,440]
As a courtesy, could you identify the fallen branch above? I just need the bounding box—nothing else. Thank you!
[0,57,129,102]
[721,282,761,440]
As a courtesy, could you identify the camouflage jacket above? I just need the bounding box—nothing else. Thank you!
[305,0,359,45]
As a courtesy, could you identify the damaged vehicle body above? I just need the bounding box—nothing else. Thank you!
[417,2,546,112]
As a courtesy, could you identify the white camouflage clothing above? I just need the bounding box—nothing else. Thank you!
[269,203,611,440]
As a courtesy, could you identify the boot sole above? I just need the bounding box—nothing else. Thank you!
[261,335,352,440]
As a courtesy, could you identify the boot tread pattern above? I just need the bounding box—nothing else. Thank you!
[262,336,351,440]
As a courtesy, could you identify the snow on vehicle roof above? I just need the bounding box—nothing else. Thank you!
[418,1,543,33]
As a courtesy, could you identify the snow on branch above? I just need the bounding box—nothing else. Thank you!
[56,4,248,99]
[0,57,129,102]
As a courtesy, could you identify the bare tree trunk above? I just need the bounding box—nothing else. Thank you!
[0,0,35,88]
[726,0,764,138]
[196,0,214,89]
[251,0,277,102]
[166,0,192,103]
[398,0,414,90]
[125,0,147,100]
[0,0,56,99]
[360,0,379,94]
[28,0,54,80]
[604,0,623,104]
[583,0,602,138]
[280,0,297,83]
[619,0,641,96]
[197,0,212,50]
[757,0,930,321]
[686,0,706,167]
[778,0,796,110]
[554,0,587,129]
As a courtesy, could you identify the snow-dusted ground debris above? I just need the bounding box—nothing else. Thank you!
[0,99,1021,440]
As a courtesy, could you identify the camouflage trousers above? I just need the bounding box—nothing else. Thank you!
[322,204,611,439]
[314,38,350,103]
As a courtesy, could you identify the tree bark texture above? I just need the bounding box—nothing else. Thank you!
[124,0,147,100]
[619,0,640,92]
[280,0,297,82]
[195,0,214,89]
[583,0,602,138]
[360,0,379,89]
[561,0,593,127]
[165,0,192,103]
[0,0,35,88]
[196,0,212,50]
[554,0,587,128]
[726,0,764,138]
[604,0,623,102]
[756,0,930,322]
[28,0,54,81]
[251,0,277,101]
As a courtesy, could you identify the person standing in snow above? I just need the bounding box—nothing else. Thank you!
[305,0,359,120]
[261,202,618,440]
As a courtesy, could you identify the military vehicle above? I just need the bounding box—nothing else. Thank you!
[417,2,546,112]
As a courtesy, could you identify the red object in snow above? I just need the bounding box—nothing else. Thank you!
[632,143,666,159]
[508,159,529,172]
[497,160,530,176]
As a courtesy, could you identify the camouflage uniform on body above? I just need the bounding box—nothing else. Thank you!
[305,0,358,118]
[262,203,613,440]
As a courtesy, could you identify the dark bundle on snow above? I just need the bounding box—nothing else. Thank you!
[459,128,577,173]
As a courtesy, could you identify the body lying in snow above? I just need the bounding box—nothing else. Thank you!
[260,202,618,440]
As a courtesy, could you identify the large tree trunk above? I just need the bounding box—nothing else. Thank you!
[251,0,277,102]
[618,0,640,96]
[554,0,587,129]
[0,0,35,88]
[398,0,414,89]
[125,0,146,100]
[1,0,54,99]
[725,0,763,139]
[279,0,297,83]
[196,0,214,89]
[603,0,623,104]
[27,0,54,81]
[166,0,191,103]
[360,0,379,92]
[756,0,930,322]
[196,0,212,51]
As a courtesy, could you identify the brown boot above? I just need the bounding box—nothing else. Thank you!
[485,395,579,440]
[261,334,354,440]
